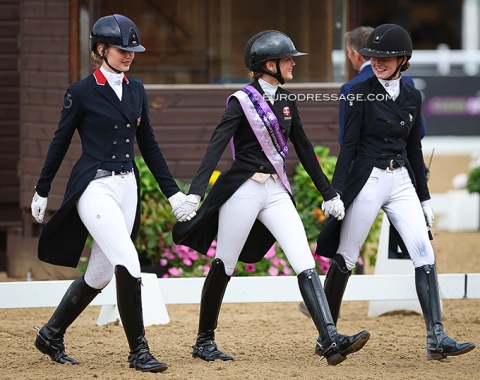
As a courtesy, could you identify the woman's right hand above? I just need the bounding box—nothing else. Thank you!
[173,194,201,222]
[31,192,48,223]
[321,193,345,220]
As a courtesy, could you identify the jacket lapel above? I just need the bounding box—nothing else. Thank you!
[92,69,131,120]
[394,80,412,108]
[370,77,404,119]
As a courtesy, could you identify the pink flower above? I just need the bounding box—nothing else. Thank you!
[245,263,256,273]
[283,265,292,275]
[168,267,183,277]
[268,267,279,276]
[264,244,276,259]
[317,256,331,274]
[358,256,364,266]
[203,264,211,275]
[189,251,199,261]
[183,258,193,266]
[160,259,168,266]
[206,247,216,257]
[272,257,281,266]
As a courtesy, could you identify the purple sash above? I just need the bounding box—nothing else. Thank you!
[228,85,291,194]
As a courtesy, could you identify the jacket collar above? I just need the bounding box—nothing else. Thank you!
[92,68,132,120]
[93,68,129,86]
[370,76,410,117]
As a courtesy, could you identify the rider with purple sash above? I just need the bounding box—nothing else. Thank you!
[172,30,370,366]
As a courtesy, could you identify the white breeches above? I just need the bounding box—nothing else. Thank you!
[215,177,315,276]
[76,172,139,289]
[338,166,435,271]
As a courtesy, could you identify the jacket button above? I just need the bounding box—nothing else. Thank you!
[400,121,405,125]
[381,154,386,159]
[282,129,286,133]
[125,139,130,143]
[398,138,402,142]
[397,154,402,158]
[114,125,118,129]
[383,138,388,143]
[113,140,117,145]
[126,124,131,128]
[386,120,391,124]
[259,166,264,170]
[112,155,117,160]
[126,154,130,158]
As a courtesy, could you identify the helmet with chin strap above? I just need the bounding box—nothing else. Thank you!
[359,23,412,59]
[244,30,307,84]
[91,14,145,53]
[90,14,145,73]
[359,23,412,79]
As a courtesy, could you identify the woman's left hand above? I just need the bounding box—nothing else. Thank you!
[322,193,345,220]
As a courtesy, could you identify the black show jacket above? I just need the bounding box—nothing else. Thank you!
[173,80,337,263]
[316,76,431,258]
[35,69,180,268]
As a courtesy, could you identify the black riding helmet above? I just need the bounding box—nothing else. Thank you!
[91,14,145,53]
[359,23,412,59]
[244,30,307,84]
[359,24,412,79]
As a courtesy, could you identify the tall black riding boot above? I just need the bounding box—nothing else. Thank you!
[415,264,475,360]
[115,265,168,373]
[301,254,352,322]
[324,253,352,325]
[191,258,233,361]
[314,254,352,356]
[34,275,100,364]
[298,268,370,366]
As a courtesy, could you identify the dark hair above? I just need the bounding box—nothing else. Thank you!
[346,26,374,59]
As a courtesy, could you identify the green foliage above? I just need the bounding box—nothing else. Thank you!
[467,167,480,194]
[291,146,337,243]
[135,156,178,263]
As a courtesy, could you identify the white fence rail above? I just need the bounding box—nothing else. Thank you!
[1,273,479,326]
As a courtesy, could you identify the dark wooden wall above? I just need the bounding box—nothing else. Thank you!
[145,84,341,184]
[0,0,20,270]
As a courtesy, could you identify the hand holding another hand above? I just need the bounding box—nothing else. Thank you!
[173,194,201,222]
[322,193,345,221]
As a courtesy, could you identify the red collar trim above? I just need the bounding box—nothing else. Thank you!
[93,68,129,85]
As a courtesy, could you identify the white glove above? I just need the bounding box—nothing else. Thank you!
[322,193,345,221]
[168,191,187,208]
[421,200,435,228]
[31,192,48,223]
[173,194,201,222]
